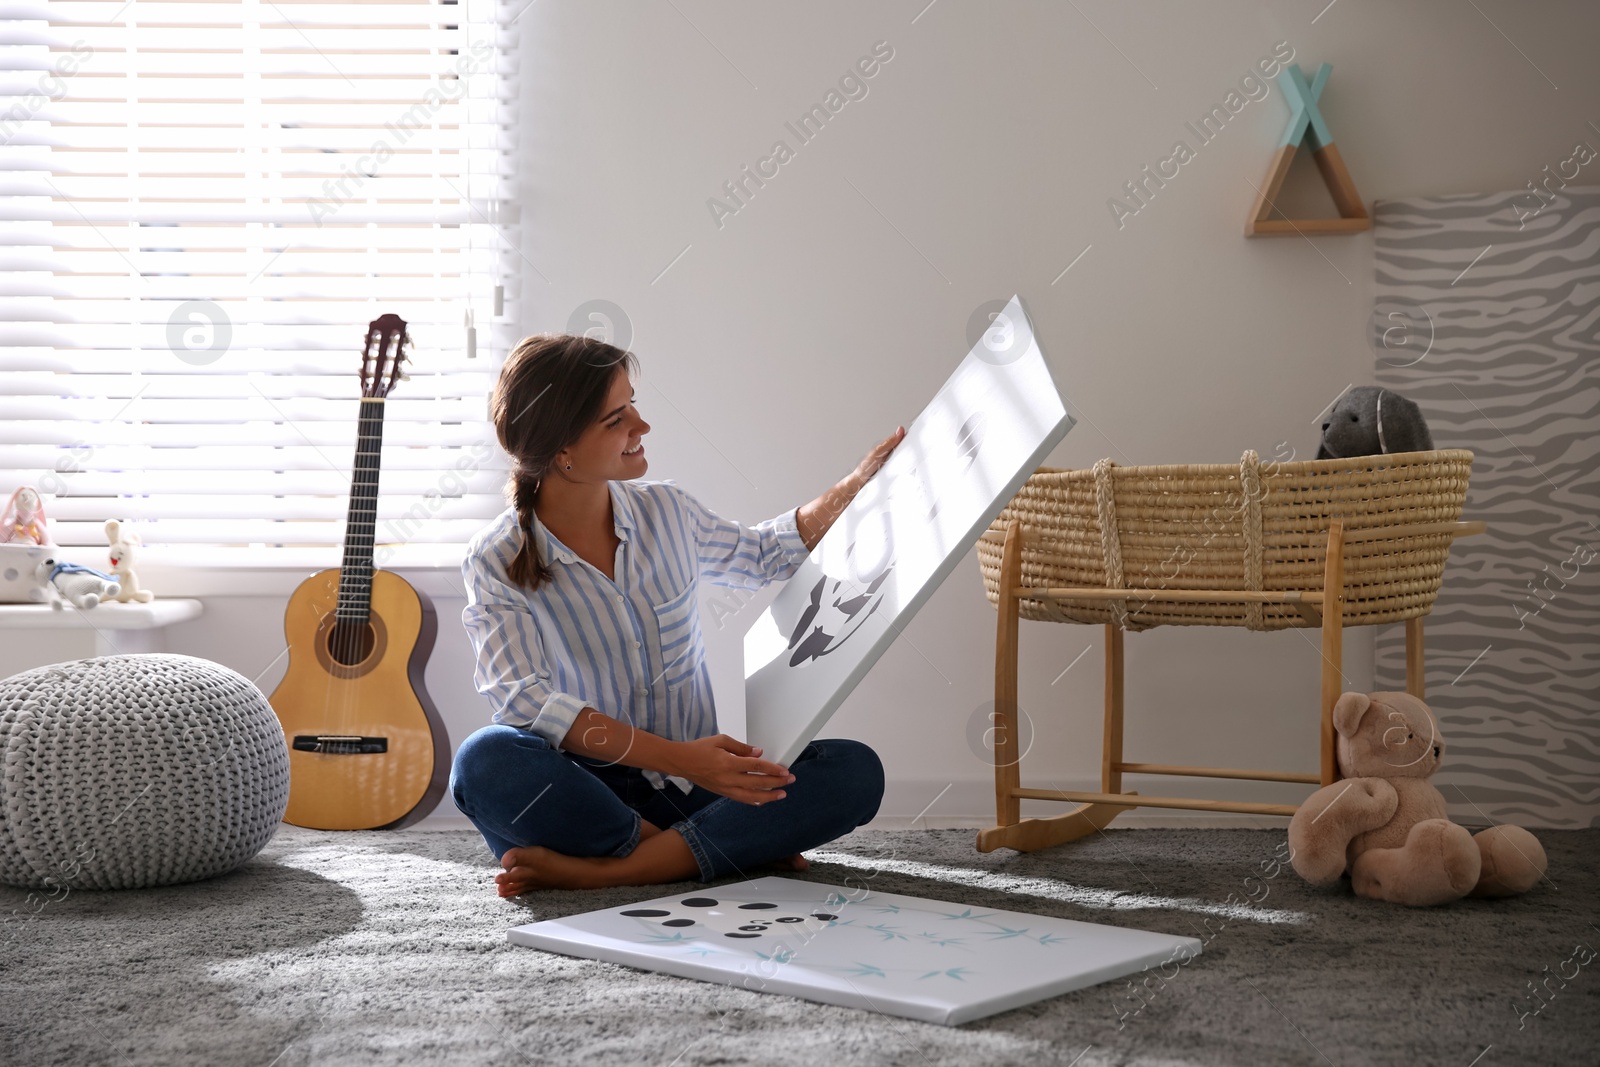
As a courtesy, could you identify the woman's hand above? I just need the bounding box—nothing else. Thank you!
[669,734,795,805]
[797,426,908,550]
[850,426,905,490]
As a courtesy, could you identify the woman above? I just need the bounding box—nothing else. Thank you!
[450,333,905,895]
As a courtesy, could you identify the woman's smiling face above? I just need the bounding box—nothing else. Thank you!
[563,367,650,479]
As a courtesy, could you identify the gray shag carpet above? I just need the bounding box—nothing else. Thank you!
[2,825,1595,1067]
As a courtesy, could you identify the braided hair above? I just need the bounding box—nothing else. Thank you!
[490,333,638,591]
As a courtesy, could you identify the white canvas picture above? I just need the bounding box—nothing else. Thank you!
[508,876,1201,1026]
[744,294,1073,767]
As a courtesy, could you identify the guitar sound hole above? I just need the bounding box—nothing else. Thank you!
[326,621,377,666]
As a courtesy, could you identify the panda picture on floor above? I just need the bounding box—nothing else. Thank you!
[621,896,840,939]
[512,872,1205,1026]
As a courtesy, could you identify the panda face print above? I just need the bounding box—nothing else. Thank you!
[785,567,891,668]
[620,896,840,940]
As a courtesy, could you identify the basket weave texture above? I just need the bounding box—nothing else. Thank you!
[976,449,1473,632]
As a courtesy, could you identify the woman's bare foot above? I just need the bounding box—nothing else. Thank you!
[495,828,699,895]
[496,820,670,896]
[496,847,808,894]
[496,845,608,894]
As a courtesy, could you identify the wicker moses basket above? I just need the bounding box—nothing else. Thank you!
[972,448,1482,854]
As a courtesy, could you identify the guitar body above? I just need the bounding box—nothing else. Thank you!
[272,567,448,830]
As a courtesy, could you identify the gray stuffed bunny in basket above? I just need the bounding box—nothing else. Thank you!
[1317,386,1433,459]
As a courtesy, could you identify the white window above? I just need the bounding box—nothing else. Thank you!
[0,0,520,567]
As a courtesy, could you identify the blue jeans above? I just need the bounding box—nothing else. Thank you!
[448,725,885,883]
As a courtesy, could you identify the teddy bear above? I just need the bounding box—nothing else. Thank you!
[34,557,121,610]
[1288,690,1547,906]
[105,519,154,603]
[1316,386,1434,459]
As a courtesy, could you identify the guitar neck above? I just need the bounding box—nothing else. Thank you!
[336,397,386,623]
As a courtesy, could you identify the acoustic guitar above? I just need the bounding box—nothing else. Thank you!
[269,313,449,830]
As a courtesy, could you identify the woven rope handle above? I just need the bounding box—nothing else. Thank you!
[1240,449,1265,630]
[1093,457,1128,629]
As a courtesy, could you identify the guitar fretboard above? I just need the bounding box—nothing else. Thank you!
[336,397,386,623]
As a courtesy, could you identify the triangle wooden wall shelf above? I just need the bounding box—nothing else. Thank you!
[1246,63,1370,237]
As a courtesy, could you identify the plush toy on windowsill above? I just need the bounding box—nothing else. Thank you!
[105,519,155,603]
[1288,691,1547,906]
[1316,386,1434,459]
[0,487,51,546]
[33,557,121,610]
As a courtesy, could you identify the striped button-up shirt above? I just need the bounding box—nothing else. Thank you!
[461,478,811,792]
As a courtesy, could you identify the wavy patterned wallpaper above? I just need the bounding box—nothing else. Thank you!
[1371,186,1599,829]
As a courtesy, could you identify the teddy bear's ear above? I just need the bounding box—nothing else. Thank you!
[1332,692,1373,739]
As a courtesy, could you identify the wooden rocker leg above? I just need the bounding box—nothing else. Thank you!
[976,799,1135,853]
[977,621,1135,854]
[990,520,1023,830]
[1406,615,1425,699]
[1320,520,1346,787]
[1103,622,1124,795]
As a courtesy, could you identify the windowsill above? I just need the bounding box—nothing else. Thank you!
[0,599,203,630]
[28,545,471,598]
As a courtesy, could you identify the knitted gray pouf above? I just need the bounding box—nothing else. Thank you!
[0,653,290,890]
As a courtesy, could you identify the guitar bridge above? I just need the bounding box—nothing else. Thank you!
[293,734,389,755]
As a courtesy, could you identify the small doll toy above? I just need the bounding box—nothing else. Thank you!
[34,557,121,610]
[105,519,155,603]
[0,487,51,546]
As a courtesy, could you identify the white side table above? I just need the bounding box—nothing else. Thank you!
[0,599,204,656]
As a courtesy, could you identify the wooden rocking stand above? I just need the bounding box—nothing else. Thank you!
[975,516,1486,854]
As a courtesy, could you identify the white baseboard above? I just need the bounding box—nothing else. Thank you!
[406,813,478,831]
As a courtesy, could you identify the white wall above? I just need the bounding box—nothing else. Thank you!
[507,0,1600,827]
[6,1,1596,833]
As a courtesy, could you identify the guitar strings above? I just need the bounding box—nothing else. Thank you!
[320,322,399,759]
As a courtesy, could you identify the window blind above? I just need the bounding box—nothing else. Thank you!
[0,0,520,564]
